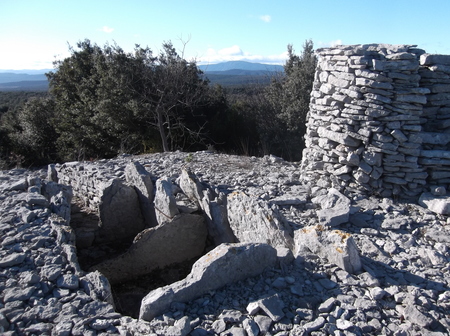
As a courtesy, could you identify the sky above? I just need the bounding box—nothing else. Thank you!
[1,0,450,70]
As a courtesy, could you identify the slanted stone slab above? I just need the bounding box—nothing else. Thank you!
[0,253,26,267]
[312,188,351,227]
[418,192,450,215]
[92,213,207,285]
[256,294,285,322]
[295,225,362,274]
[139,243,277,321]
[178,168,204,204]
[201,189,237,245]
[125,161,155,227]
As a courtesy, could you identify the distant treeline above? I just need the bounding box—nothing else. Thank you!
[0,40,316,169]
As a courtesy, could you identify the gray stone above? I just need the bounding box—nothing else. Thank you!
[419,192,450,215]
[201,190,236,245]
[0,253,26,267]
[211,319,226,334]
[313,188,351,227]
[56,274,79,290]
[302,316,325,333]
[254,315,272,334]
[295,226,361,274]
[227,191,294,249]
[9,178,28,191]
[370,287,387,300]
[26,193,49,207]
[318,297,336,313]
[420,132,450,145]
[3,286,35,302]
[178,169,204,204]
[243,318,260,336]
[219,310,243,323]
[420,53,450,66]
[40,264,63,281]
[81,271,115,306]
[318,127,362,147]
[257,294,285,322]
[92,213,207,285]
[403,305,433,327]
[125,161,156,227]
[139,243,277,321]
[154,176,180,225]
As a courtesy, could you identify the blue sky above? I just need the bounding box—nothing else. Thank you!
[1,0,449,70]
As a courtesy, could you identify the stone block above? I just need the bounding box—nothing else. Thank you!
[419,192,450,215]
[313,188,351,227]
[227,191,294,249]
[294,225,362,274]
[317,127,361,147]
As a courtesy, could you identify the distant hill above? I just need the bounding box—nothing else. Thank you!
[199,61,284,86]
[0,73,48,84]
[198,61,283,73]
[0,61,285,91]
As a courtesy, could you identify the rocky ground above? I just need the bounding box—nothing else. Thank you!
[0,151,449,335]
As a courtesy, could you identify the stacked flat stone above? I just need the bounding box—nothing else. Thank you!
[302,44,430,198]
[54,161,120,211]
[419,54,450,185]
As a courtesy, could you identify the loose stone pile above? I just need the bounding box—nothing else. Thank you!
[1,151,449,335]
[301,44,450,199]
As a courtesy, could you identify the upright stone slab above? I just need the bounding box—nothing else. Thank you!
[125,161,156,227]
[227,191,294,249]
[154,176,179,225]
[96,179,145,245]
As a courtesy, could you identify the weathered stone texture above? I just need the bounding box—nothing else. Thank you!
[139,243,277,321]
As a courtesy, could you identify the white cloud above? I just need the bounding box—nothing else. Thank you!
[100,26,114,33]
[260,15,271,23]
[217,45,244,56]
[199,45,287,65]
[317,39,343,48]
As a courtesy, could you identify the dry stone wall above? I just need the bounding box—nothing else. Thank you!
[301,44,450,199]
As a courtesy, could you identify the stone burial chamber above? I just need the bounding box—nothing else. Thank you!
[52,159,298,318]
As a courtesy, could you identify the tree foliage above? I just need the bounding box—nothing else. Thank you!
[264,40,317,160]
[45,39,217,160]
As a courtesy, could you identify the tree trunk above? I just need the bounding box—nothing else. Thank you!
[157,109,170,152]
